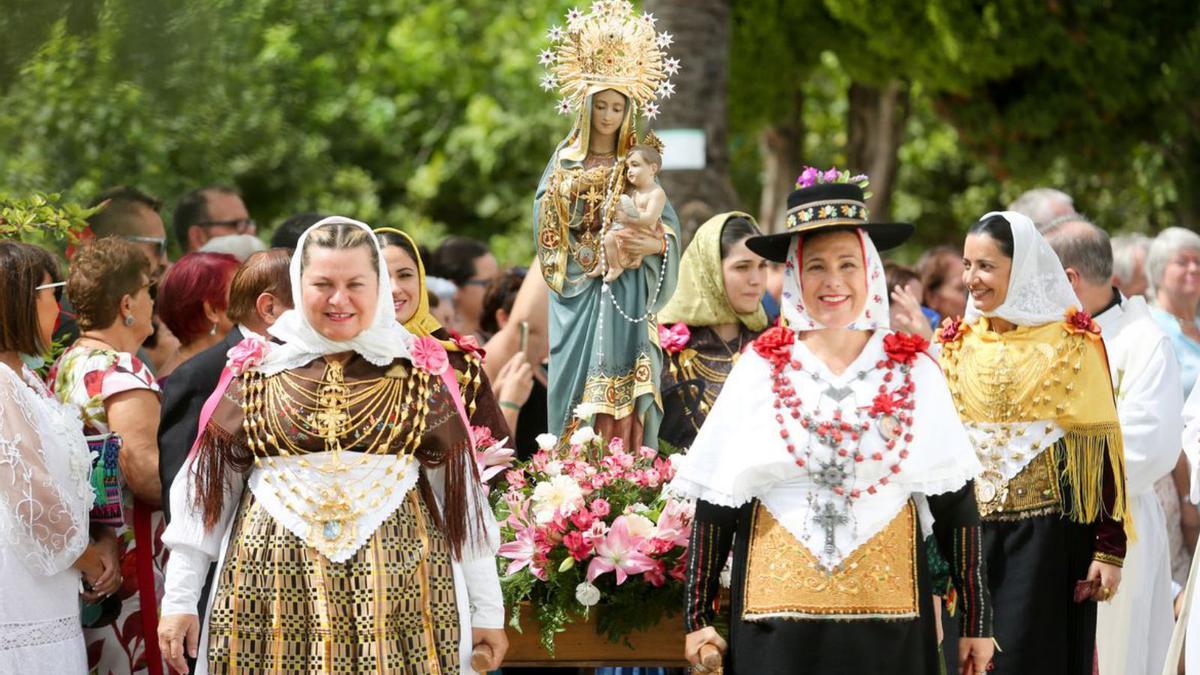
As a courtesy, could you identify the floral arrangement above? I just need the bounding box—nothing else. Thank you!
[494,403,693,653]
[795,166,872,199]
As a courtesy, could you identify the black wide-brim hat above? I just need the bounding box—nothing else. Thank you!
[746,182,913,262]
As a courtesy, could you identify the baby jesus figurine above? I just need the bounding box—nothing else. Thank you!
[591,144,668,282]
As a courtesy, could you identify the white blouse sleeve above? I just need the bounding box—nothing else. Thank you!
[160,452,244,616]
[0,370,91,577]
[425,458,505,629]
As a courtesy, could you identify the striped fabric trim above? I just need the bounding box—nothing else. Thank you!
[951,526,993,638]
[684,519,730,632]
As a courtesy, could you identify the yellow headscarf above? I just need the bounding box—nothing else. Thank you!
[658,212,768,331]
[373,227,460,352]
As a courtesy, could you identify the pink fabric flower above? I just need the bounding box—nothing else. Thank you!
[410,335,450,375]
[586,516,658,585]
[658,323,691,354]
[226,336,270,376]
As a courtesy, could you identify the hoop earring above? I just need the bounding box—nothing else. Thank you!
[123,315,135,327]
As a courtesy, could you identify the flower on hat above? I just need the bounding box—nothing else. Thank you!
[794,166,873,199]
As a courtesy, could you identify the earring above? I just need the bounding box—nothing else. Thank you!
[210,323,218,336]
[123,315,135,327]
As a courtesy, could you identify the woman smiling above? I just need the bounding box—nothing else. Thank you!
[672,171,992,675]
[939,211,1130,675]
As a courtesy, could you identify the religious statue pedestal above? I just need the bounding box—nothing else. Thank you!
[504,603,690,668]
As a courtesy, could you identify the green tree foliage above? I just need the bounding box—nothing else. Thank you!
[0,0,575,261]
[730,0,1200,250]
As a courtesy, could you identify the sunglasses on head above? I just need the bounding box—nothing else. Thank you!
[35,280,65,303]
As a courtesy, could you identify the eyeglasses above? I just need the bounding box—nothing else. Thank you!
[35,280,66,303]
[121,234,168,258]
[462,278,492,288]
[198,217,256,234]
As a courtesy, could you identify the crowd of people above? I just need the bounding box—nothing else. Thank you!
[2,169,1200,675]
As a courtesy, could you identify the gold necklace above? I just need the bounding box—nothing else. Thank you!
[240,360,432,549]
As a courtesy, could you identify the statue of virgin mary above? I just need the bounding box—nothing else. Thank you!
[533,0,682,450]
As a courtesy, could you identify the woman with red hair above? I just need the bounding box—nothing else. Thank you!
[156,252,239,378]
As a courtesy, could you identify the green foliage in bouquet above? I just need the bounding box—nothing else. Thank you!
[493,407,694,655]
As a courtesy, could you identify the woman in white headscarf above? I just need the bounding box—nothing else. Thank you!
[156,218,506,674]
[938,211,1130,675]
[673,176,994,675]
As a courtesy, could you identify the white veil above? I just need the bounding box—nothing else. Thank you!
[964,210,1079,327]
[258,216,414,375]
[780,228,890,331]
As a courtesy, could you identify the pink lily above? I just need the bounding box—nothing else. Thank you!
[655,499,694,548]
[497,525,537,577]
[586,515,658,585]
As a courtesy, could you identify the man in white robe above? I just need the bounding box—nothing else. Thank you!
[1046,217,1182,675]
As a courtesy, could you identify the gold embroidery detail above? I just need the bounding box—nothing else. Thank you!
[980,447,1062,520]
[580,352,660,419]
[742,502,918,620]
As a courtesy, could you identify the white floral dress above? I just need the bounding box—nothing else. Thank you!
[0,363,94,673]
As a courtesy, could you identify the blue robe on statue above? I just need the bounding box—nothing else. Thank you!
[533,90,680,449]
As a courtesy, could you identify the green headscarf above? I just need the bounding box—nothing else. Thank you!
[658,211,768,331]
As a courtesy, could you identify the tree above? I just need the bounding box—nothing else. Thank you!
[644,0,739,244]
[0,0,576,261]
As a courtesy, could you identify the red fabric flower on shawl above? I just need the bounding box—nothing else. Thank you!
[752,325,795,367]
[883,332,929,365]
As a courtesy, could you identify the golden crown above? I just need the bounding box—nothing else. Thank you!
[538,0,679,120]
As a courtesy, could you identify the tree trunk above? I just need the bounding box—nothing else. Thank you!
[644,0,738,246]
[846,80,909,221]
[757,87,805,234]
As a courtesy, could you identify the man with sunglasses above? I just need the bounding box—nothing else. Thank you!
[172,184,255,253]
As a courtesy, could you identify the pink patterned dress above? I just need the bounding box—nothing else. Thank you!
[49,344,166,675]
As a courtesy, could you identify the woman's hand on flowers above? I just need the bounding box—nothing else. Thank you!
[614,225,666,261]
[159,613,201,674]
[471,627,508,671]
[685,626,727,673]
[958,636,994,674]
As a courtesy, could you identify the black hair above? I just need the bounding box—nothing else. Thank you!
[172,185,240,249]
[376,231,420,263]
[967,214,1015,258]
[719,216,761,259]
[480,267,527,336]
[429,236,490,286]
[86,186,163,238]
[269,212,329,249]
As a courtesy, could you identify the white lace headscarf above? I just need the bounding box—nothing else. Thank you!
[259,216,414,375]
[964,210,1079,327]
[780,228,890,331]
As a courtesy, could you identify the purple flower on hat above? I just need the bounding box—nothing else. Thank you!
[822,167,841,183]
[797,167,820,188]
